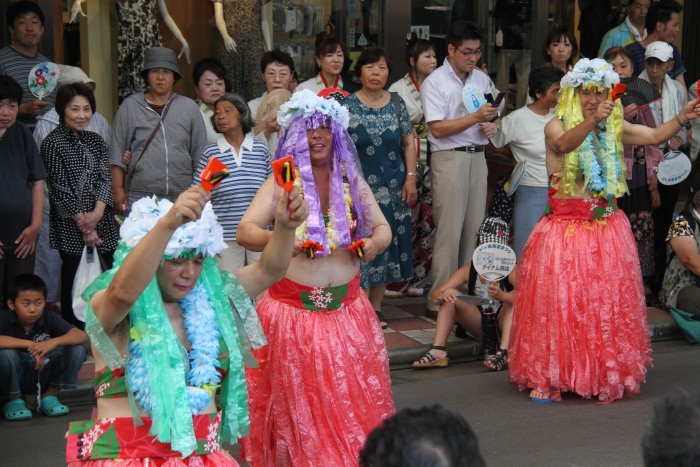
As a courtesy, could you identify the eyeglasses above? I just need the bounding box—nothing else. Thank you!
[455,47,483,58]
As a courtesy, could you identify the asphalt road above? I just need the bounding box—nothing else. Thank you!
[1,340,699,466]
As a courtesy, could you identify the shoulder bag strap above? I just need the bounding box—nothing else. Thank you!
[125,98,175,184]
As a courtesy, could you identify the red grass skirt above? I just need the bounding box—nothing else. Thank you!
[508,199,653,402]
[242,275,395,466]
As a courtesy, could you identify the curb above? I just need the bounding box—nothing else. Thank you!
[388,320,684,372]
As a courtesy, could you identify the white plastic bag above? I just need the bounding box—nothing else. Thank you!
[72,246,102,322]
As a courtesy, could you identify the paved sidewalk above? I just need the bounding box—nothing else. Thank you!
[381,295,683,370]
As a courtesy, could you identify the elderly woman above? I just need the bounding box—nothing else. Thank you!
[110,47,207,214]
[237,90,395,466]
[295,34,347,94]
[194,94,271,271]
[64,186,308,465]
[509,58,700,404]
[192,57,231,143]
[41,83,118,328]
[345,47,417,327]
[487,66,564,259]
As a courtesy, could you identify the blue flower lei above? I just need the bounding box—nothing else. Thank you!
[578,126,622,197]
[127,282,222,416]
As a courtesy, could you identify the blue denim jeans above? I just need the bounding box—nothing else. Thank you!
[513,185,549,260]
[0,345,86,397]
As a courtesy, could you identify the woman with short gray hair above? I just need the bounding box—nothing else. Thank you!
[194,93,271,270]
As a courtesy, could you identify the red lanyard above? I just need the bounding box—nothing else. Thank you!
[409,73,420,92]
[320,73,340,89]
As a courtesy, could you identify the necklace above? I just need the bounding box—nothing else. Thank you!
[127,282,222,416]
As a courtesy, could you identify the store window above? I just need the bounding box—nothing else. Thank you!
[270,0,382,82]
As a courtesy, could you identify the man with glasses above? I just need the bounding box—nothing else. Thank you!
[625,0,686,87]
[420,21,500,315]
[598,0,650,57]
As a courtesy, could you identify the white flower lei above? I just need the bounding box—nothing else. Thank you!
[127,282,222,416]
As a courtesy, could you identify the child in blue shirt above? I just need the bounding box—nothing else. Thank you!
[0,273,87,420]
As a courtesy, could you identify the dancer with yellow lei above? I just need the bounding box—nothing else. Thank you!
[508,58,700,404]
[237,90,395,466]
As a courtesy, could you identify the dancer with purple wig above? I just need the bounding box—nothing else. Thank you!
[237,89,395,466]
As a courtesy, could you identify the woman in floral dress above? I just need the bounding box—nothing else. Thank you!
[346,48,417,326]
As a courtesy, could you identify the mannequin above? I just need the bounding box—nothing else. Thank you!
[212,0,266,100]
[71,0,190,102]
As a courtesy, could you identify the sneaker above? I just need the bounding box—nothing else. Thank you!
[407,286,424,297]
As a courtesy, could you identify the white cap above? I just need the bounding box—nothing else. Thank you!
[644,41,673,62]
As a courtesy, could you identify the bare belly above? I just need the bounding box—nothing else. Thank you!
[285,248,361,287]
[96,396,217,419]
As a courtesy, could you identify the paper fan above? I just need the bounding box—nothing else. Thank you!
[620,78,661,107]
[28,62,60,99]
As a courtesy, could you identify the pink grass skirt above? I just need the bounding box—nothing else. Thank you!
[242,275,395,466]
[508,199,653,402]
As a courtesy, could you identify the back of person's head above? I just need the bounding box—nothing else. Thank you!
[0,74,23,104]
[446,21,483,48]
[359,405,485,467]
[55,82,96,123]
[8,274,47,301]
[645,0,683,34]
[541,26,578,67]
[642,388,700,467]
[192,57,232,92]
[7,0,45,28]
[528,65,565,101]
[405,37,434,69]
[603,46,633,64]
[260,49,295,75]
[354,47,393,81]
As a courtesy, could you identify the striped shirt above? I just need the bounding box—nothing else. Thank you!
[193,133,271,240]
[0,46,55,127]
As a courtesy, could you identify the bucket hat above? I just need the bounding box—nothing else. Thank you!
[477,217,509,245]
[141,47,181,80]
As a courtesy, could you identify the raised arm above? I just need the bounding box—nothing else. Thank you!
[623,99,700,147]
[90,187,210,334]
[233,185,308,298]
[236,177,277,252]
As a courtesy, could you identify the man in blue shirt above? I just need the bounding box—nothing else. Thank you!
[598,0,650,57]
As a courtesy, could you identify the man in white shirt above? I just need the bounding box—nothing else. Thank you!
[420,21,500,313]
[598,0,650,57]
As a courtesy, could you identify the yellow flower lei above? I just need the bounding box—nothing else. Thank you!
[294,172,354,251]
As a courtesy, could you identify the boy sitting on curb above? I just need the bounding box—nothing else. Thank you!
[0,273,87,420]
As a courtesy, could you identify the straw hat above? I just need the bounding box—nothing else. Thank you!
[254,89,292,135]
[57,65,96,88]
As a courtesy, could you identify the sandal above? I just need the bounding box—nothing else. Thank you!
[484,348,508,371]
[38,395,69,417]
[412,345,449,369]
[3,399,32,421]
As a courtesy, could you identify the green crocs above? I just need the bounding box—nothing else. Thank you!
[3,399,32,421]
[39,395,69,417]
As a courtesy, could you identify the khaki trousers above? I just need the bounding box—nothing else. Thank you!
[427,150,488,309]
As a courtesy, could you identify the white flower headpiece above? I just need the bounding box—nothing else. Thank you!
[120,196,227,258]
[277,89,350,130]
[560,58,619,90]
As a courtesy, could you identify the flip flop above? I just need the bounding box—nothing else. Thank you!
[39,395,69,417]
[530,390,555,404]
[3,399,32,421]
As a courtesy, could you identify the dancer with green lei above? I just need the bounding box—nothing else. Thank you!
[65,185,308,465]
[508,58,700,404]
